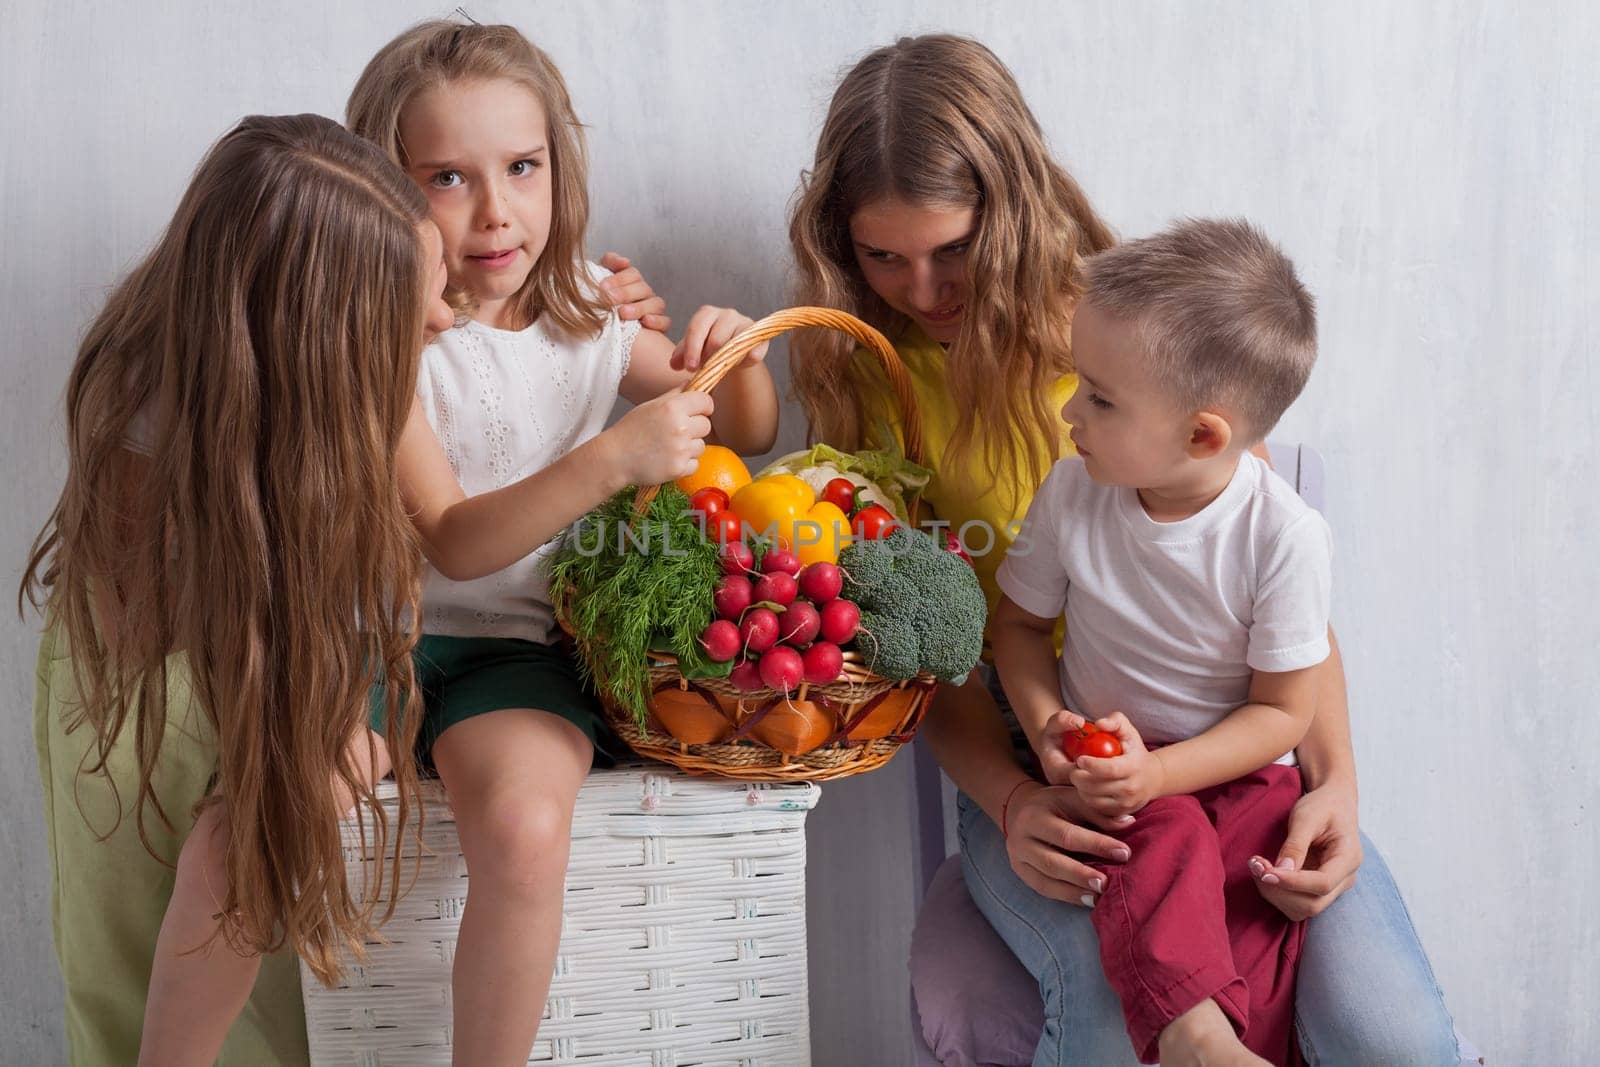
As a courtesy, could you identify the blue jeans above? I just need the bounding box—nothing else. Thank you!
[958,792,1460,1066]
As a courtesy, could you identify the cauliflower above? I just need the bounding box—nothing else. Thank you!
[756,443,931,523]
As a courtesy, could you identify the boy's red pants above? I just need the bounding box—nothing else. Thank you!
[1089,763,1306,1065]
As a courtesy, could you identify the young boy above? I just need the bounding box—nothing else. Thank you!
[992,218,1331,1067]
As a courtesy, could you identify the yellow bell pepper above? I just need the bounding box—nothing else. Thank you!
[731,474,814,547]
[791,501,853,567]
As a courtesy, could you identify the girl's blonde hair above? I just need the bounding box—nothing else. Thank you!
[21,114,431,984]
[789,34,1116,501]
[347,19,606,337]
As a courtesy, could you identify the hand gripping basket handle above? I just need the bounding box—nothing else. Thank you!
[632,306,925,515]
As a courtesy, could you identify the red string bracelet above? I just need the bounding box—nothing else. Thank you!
[1000,779,1034,840]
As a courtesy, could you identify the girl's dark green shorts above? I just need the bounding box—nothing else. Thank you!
[369,634,622,765]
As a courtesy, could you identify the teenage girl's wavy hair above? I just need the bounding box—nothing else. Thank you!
[20,114,431,985]
[347,19,606,336]
[789,34,1116,502]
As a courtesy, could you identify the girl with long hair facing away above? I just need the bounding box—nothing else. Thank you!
[24,113,456,1066]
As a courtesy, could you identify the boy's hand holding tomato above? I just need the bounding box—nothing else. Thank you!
[1035,710,1131,832]
[1065,712,1166,819]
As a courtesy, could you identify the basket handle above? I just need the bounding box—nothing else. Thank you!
[632,307,925,515]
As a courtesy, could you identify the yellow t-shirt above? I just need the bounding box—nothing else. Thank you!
[853,323,1077,646]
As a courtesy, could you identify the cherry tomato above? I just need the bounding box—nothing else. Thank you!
[1061,722,1123,761]
[821,477,859,515]
[690,486,729,519]
[712,511,746,545]
[851,504,897,541]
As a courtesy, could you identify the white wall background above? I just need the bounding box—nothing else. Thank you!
[3,1,1596,1063]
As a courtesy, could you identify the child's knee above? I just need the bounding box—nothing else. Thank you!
[1302,1008,1458,1066]
[457,788,574,890]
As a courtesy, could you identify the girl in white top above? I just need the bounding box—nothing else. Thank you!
[343,21,780,1063]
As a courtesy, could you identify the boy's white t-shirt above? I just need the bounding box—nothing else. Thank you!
[995,452,1333,763]
[417,262,641,644]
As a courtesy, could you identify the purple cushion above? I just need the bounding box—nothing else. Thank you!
[910,855,1043,1067]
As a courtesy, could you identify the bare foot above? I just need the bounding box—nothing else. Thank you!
[1156,998,1271,1067]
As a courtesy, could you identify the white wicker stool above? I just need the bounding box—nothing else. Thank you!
[301,764,821,1065]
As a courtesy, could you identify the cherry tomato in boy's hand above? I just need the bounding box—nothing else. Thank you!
[851,504,897,541]
[690,486,729,518]
[1062,722,1123,761]
[712,511,745,545]
[821,477,859,515]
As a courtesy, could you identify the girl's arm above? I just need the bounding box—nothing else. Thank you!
[397,390,712,581]
[922,669,1039,823]
[623,307,779,455]
[1250,628,1365,918]
[1236,445,1362,914]
[1295,628,1358,794]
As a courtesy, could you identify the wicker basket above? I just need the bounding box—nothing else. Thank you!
[302,768,820,1065]
[577,307,939,782]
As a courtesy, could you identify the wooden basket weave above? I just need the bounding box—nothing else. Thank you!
[582,307,938,782]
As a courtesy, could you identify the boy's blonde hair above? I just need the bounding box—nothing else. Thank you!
[1085,218,1317,442]
[789,34,1115,503]
[347,19,606,337]
[21,114,430,984]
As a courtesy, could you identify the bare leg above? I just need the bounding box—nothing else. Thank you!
[137,729,391,1066]
[430,708,591,1067]
[1156,999,1273,1067]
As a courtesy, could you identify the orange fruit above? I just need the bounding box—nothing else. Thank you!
[675,444,752,498]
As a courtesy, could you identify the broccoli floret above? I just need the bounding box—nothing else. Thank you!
[839,543,898,600]
[855,609,923,680]
[912,600,985,684]
[838,527,987,683]
[839,526,924,600]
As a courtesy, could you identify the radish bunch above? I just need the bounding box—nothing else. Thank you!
[698,545,861,694]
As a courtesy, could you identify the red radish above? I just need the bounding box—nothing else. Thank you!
[942,529,974,567]
[778,600,822,646]
[819,598,861,644]
[752,571,798,608]
[740,607,779,653]
[720,541,755,576]
[758,646,804,693]
[714,575,754,621]
[729,658,764,691]
[761,548,803,577]
[798,561,843,603]
[699,620,741,662]
[802,641,844,684]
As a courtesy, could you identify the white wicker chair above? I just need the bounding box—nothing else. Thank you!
[302,764,820,1065]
